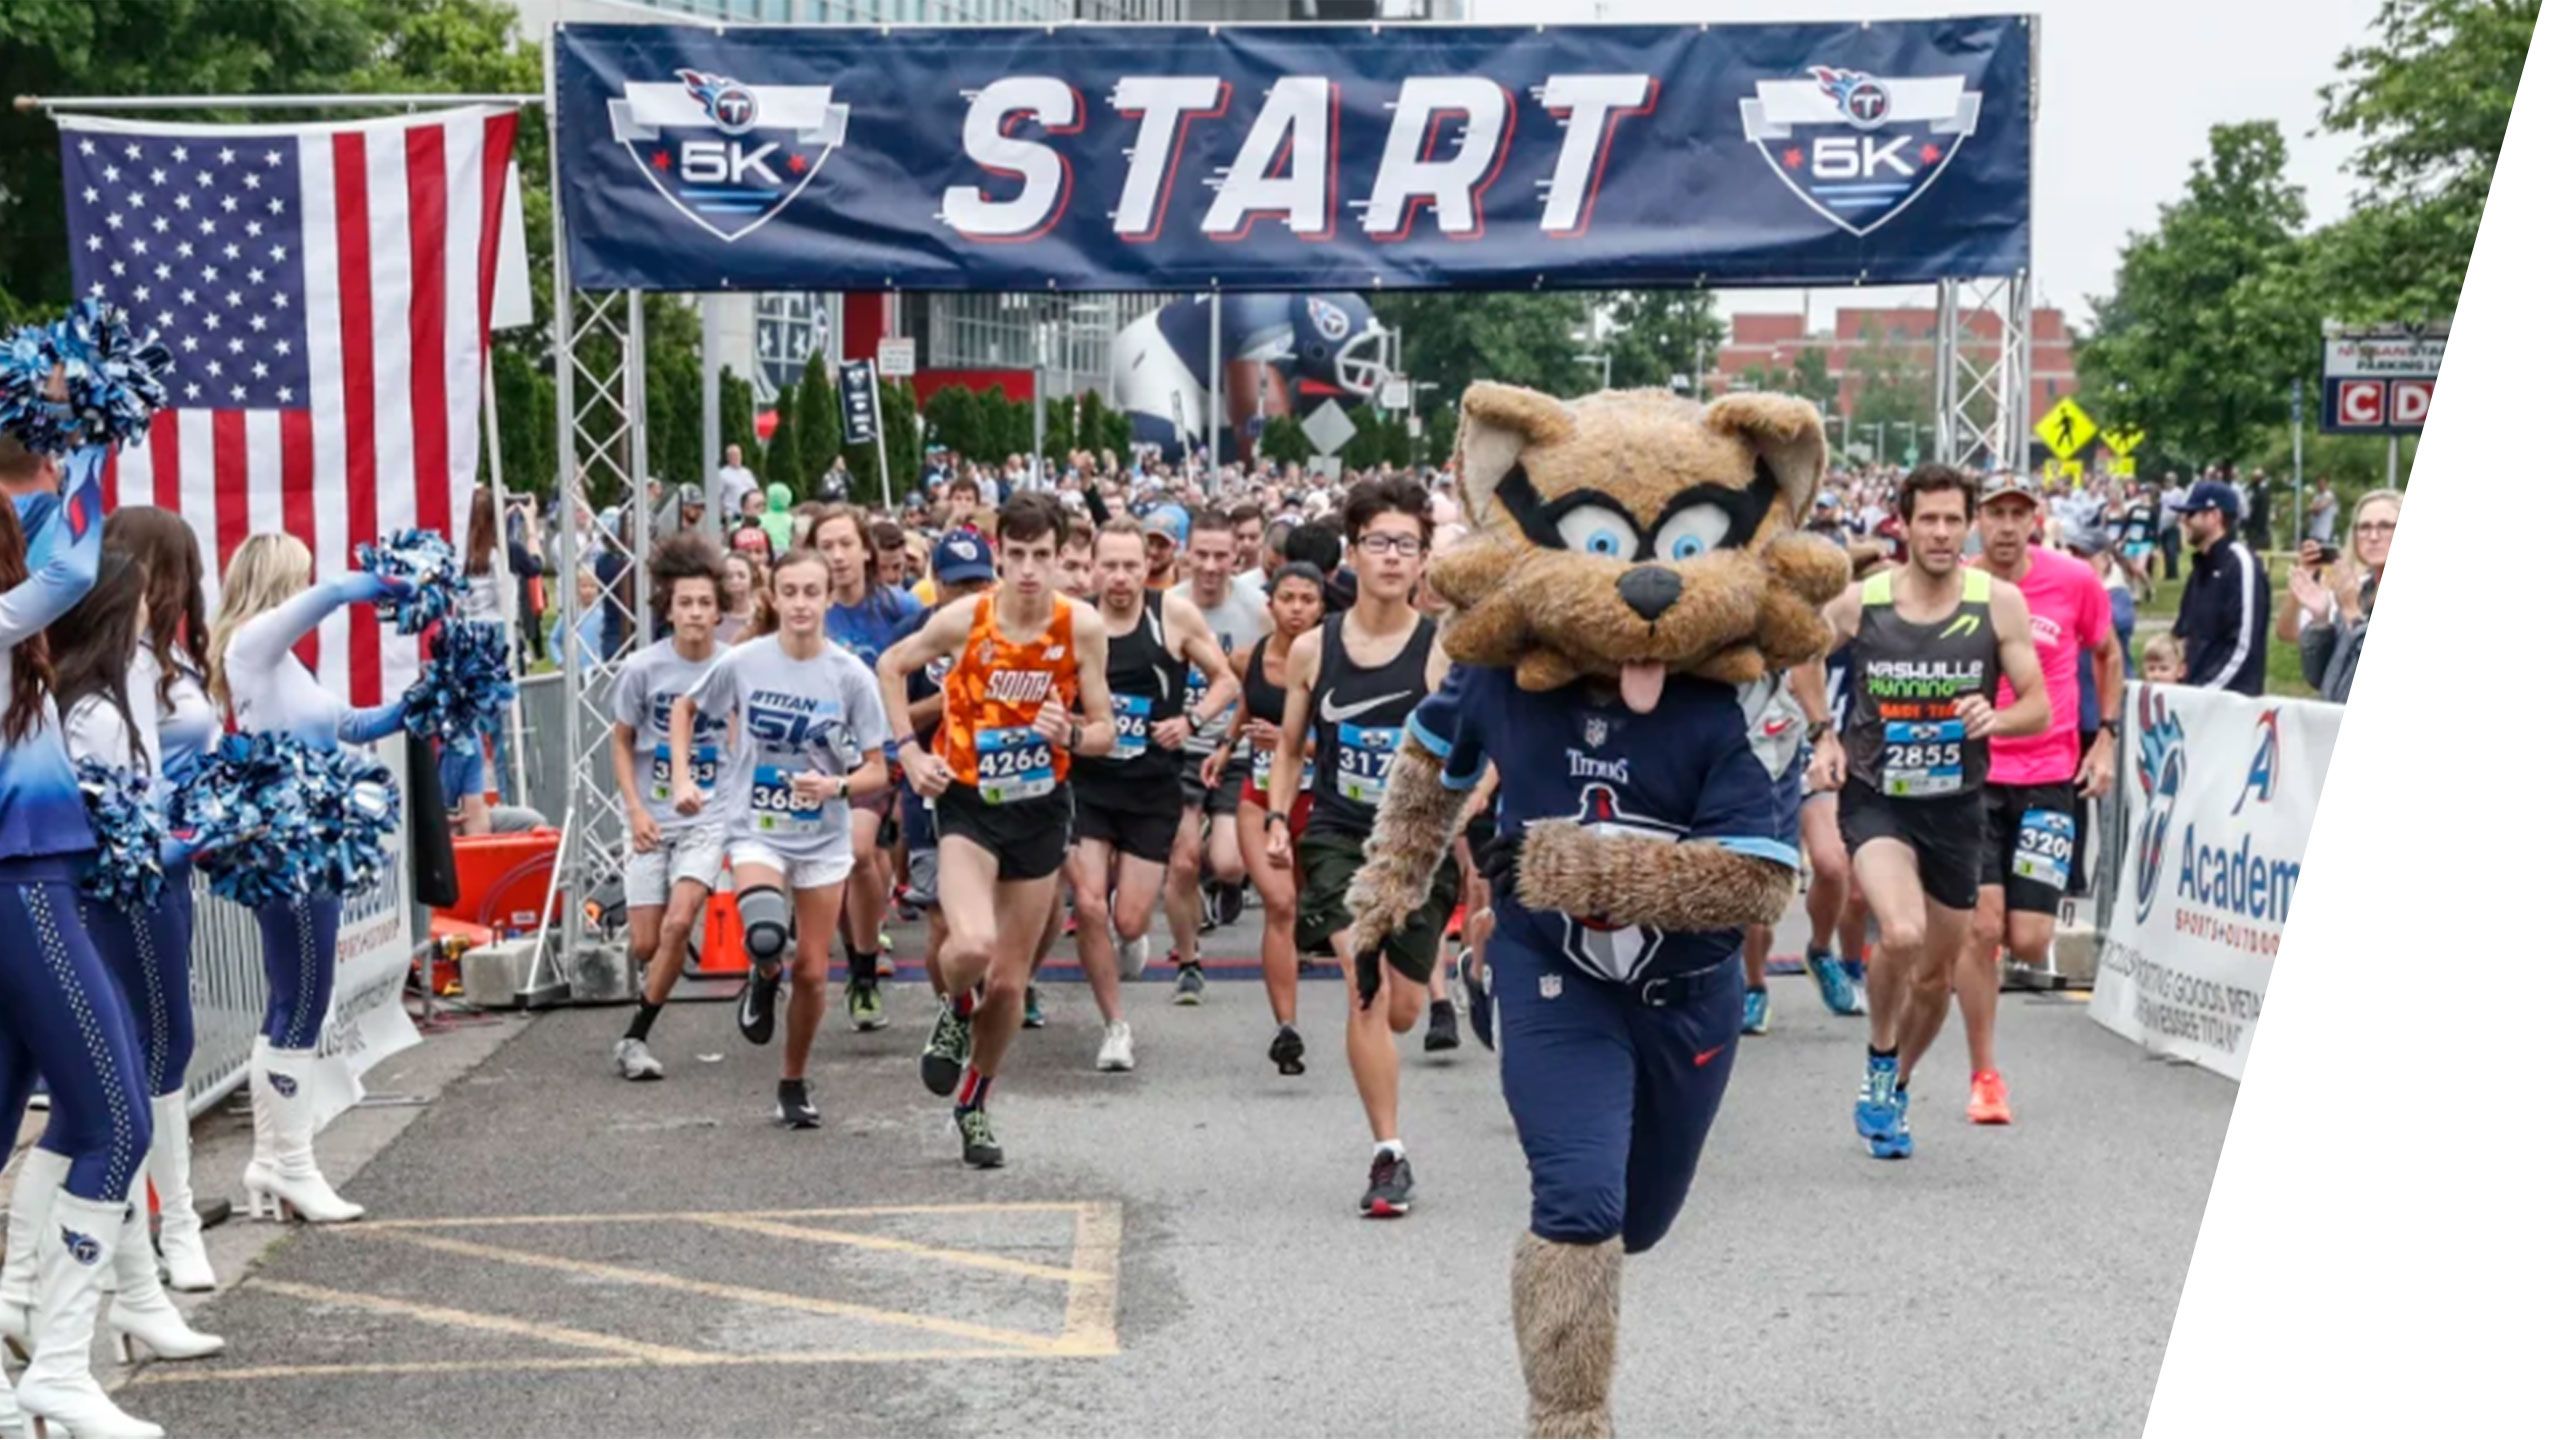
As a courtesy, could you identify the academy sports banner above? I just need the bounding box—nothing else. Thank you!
[552,17,2032,293]
[2091,686,2344,1082]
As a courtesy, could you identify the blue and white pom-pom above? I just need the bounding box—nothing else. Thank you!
[0,299,173,455]
[354,528,463,634]
[406,620,517,743]
[75,759,169,911]
[177,733,403,907]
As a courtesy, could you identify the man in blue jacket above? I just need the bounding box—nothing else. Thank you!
[2169,481,2270,696]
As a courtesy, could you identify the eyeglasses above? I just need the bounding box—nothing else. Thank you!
[1357,534,1423,557]
[2354,520,2396,536]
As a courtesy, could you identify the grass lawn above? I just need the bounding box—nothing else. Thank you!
[2133,554,2314,700]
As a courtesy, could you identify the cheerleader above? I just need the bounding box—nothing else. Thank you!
[100,507,221,1291]
[0,435,169,1438]
[205,533,416,1225]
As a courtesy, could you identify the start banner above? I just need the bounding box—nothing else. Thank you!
[551,16,2033,293]
[2091,685,2344,1081]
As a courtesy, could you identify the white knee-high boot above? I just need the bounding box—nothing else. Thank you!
[240,1048,360,1225]
[138,1097,211,1294]
[0,1150,70,1363]
[11,1190,162,1439]
[102,1176,220,1365]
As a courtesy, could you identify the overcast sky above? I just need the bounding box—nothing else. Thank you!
[1465,0,2379,333]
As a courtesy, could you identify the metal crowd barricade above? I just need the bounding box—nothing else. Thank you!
[180,872,268,1118]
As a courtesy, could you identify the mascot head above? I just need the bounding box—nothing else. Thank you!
[1431,383,1852,711]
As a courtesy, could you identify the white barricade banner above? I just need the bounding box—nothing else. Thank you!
[2091,684,2344,1080]
[307,736,420,1126]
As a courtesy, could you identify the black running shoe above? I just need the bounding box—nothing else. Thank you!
[1269,1024,1306,1076]
[737,966,782,1047]
[1360,1151,1414,1218]
[1462,952,1496,1052]
[956,1107,1005,1169]
[1213,880,1246,929]
[774,1079,820,1129]
[920,999,971,1097]
[1424,998,1459,1052]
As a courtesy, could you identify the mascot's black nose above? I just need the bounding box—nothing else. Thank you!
[1618,565,1682,623]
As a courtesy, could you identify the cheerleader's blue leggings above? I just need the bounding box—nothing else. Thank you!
[255,893,341,1050]
[0,857,154,1203]
[1492,925,1742,1255]
[78,863,198,1097]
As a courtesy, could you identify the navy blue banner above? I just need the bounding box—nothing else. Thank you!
[554,18,2032,294]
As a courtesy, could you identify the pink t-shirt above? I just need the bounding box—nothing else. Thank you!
[1985,547,2110,786]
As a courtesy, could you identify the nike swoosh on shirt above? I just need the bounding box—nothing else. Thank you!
[1318,690,1413,725]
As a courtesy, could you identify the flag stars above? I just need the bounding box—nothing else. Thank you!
[150,216,169,234]
[243,174,261,191]
[171,145,187,162]
[247,267,265,284]
[84,235,103,252]
[220,196,239,213]
[77,139,95,156]
[81,186,99,204]
[275,340,292,356]
[226,290,243,308]
[126,191,146,208]
[228,337,245,355]
[277,387,294,402]
[103,164,121,182]
[271,292,289,310]
[154,264,170,281]
[197,171,214,188]
[264,150,282,167]
[267,198,284,215]
[269,245,286,263]
[203,313,221,333]
[174,194,192,212]
[217,147,236,165]
[183,382,201,401]
[180,335,200,354]
[179,288,197,305]
[251,361,268,380]
[245,221,263,237]
[176,242,194,259]
[206,359,222,377]
[223,243,240,260]
[128,237,148,255]
[199,217,216,234]
[155,311,173,330]
[249,313,268,332]
[106,212,124,230]
[231,385,247,402]
[149,168,166,186]
[109,260,126,277]
[123,143,140,160]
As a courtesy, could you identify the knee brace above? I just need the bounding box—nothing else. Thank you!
[739,886,793,965]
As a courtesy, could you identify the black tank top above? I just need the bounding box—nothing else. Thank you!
[1241,634,1289,728]
[1079,591,1182,802]
[1845,568,2001,799]
[1305,611,1435,841]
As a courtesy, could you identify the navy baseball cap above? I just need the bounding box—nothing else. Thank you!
[2172,480,2244,521]
[932,529,996,585]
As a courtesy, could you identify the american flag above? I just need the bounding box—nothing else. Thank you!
[59,107,521,706]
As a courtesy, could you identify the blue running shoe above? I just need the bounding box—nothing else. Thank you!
[1741,987,1770,1035]
[1855,1053,1900,1141]
[1868,1087,1913,1160]
[1807,947,1859,1016]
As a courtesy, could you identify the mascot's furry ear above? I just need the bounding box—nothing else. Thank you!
[1703,393,1827,525]
[1456,382,1575,526]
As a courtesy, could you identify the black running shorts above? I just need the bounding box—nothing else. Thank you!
[1839,777,1985,912]
[1979,781,2080,916]
[933,784,1072,883]
[1071,791,1181,866]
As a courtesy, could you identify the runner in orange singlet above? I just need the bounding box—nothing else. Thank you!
[878,493,1113,1169]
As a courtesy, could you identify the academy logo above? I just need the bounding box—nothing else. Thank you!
[2232,708,2281,816]
[1739,64,1983,237]
[2133,687,2186,925]
[608,69,850,242]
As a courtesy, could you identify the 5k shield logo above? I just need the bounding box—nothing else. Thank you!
[1739,65,1983,237]
[608,69,851,241]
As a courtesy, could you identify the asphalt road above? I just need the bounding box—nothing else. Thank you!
[121,907,2234,1438]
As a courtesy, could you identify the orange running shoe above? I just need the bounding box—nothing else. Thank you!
[1967,1070,2012,1125]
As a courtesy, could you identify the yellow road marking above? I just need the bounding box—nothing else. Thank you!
[239,1278,701,1363]
[1057,1202,1124,1358]
[688,1213,1107,1285]
[354,1228,1068,1354]
[125,1348,1036,1387]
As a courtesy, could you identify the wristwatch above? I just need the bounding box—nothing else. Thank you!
[2100,718,2122,737]
[1805,719,1834,745]
[1186,708,1208,733]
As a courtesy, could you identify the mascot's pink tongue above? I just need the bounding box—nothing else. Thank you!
[1619,662,1666,715]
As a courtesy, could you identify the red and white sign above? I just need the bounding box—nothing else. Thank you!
[2390,378,2434,426]
[2336,379,2386,427]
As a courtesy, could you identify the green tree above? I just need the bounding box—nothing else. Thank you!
[1259,414,1315,467]
[1370,291,1593,416]
[795,353,837,498]
[762,387,798,497]
[719,369,759,460]
[971,387,1017,464]
[1787,348,1840,413]
[847,378,921,506]
[1075,390,1106,457]
[2074,121,2320,467]
[922,384,977,461]
[1602,290,1725,392]
[485,347,555,502]
[1098,407,1133,465]
[1839,319,1933,446]
[1042,395,1076,469]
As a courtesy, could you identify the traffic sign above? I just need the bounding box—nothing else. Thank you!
[2100,426,2144,457]
[1303,399,1357,457]
[2110,455,2136,477]
[1379,377,1411,412]
[2041,458,2084,482]
[2320,323,2444,435]
[877,337,916,379]
[2034,397,2096,458]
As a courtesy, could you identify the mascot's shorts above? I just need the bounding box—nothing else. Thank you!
[1493,932,1742,1254]
[1296,829,1458,984]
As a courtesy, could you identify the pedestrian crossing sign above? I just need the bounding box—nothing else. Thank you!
[2101,426,2144,457]
[2110,456,2137,477]
[2034,397,2096,459]
[2042,458,2085,482]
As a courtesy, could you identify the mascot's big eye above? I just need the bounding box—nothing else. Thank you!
[1654,503,1735,561]
[1554,505,1641,560]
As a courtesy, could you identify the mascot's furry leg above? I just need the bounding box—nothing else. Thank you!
[1513,1232,1623,1439]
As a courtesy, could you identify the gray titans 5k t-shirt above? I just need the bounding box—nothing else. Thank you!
[613,639,733,831]
[1171,579,1270,753]
[684,635,890,859]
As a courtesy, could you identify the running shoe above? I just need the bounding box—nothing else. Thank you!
[1460,950,1496,1051]
[737,966,782,1047]
[894,886,922,923]
[1213,881,1246,929]
[1115,933,1150,982]
[1172,962,1207,1006]
[1096,1020,1135,1072]
[957,1107,1005,1169]
[1360,1151,1415,1218]
[1868,1088,1913,1160]
[1806,946,1860,1016]
[847,978,886,1033]
[877,927,896,955]
[1741,987,1771,1036]
[775,1079,820,1130]
[1424,998,1460,1052]
[613,1037,664,1082]
[1022,986,1047,1029]
[1967,1069,2013,1126]
[1269,1024,1306,1076]
[921,998,972,1097]
[1855,1052,1900,1141]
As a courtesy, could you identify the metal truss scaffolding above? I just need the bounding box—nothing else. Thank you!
[1934,274,2034,476]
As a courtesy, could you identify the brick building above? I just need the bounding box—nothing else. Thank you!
[1710,306,2079,419]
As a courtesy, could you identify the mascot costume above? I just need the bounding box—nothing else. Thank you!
[1344,382,1849,1437]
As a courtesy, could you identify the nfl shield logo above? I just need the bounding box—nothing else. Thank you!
[1539,973,1563,1000]
[1740,65,1984,237]
[608,70,850,242]
[1583,716,1609,749]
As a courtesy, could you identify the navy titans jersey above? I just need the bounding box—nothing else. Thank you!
[1409,665,1798,985]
